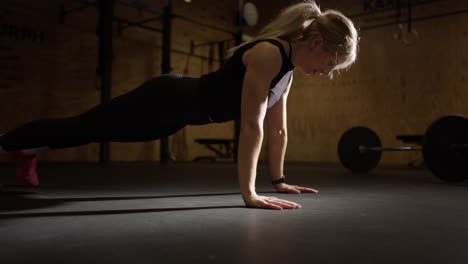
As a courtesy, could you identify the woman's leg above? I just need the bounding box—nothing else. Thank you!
[21,147,50,155]
[0,135,48,154]
[0,117,99,152]
[0,113,185,186]
[0,74,209,186]
[0,113,111,186]
[0,75,198,152]
[0,75,188,185]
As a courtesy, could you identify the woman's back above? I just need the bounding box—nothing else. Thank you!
[199,39,294,123]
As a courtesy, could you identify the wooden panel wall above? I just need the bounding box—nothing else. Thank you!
[0,0,239,162]
[256,0,468,164]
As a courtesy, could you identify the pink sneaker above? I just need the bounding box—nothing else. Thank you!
[9,151,39,186]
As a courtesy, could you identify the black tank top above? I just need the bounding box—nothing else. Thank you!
[199,39,295,123]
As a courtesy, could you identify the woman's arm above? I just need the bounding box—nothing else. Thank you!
[238,42,301,210]
[266,75,292,182]
[265,75,318,195]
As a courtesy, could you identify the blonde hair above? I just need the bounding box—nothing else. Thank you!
[227,0,359,77]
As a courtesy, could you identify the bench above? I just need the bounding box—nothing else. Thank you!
[396,134,424,167]
[396,135,424,145]
[193,139,236,162]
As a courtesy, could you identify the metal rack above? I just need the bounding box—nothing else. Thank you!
[59,0,245,164]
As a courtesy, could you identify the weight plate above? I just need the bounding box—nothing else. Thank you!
[423,115,468,182]
[338,127,382,173]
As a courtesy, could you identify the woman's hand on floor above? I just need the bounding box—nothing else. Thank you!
[275,183,318,194]
[243,193,301,210]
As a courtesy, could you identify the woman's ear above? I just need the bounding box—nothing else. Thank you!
[292,33,304,41]
[309,36,324,49]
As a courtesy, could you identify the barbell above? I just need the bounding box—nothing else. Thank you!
[338,115,468,182]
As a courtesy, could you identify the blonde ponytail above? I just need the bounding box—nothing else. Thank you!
[227,0,359,75]
[227,1,321,58]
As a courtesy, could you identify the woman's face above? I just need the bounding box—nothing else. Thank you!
[295,37,346,76]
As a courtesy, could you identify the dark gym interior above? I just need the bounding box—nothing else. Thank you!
[1,0,468,263]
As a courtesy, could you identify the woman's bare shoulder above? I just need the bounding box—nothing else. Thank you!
[242,41,282,71]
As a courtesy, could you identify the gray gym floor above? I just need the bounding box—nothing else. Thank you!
[1,162,467,264]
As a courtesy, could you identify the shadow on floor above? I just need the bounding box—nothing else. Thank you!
[0,204,246,219]
[0,188,277,218]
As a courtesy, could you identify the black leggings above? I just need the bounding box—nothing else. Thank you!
[0,74,212,151]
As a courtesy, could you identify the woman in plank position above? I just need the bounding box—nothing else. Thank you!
[0,1,358,210]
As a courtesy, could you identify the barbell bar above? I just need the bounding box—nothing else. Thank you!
[360,145,468,153]
[359,146,422,152]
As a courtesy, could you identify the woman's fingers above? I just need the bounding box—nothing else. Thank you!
[277,184,318,194]
[273,201,300,209]
[261,200,284,210]
[277,185,300,194]
[290,188,301,194]
[267,197,302,209]
[280,200,301,209]
[297,186,318,193]
[246,195,302,210]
